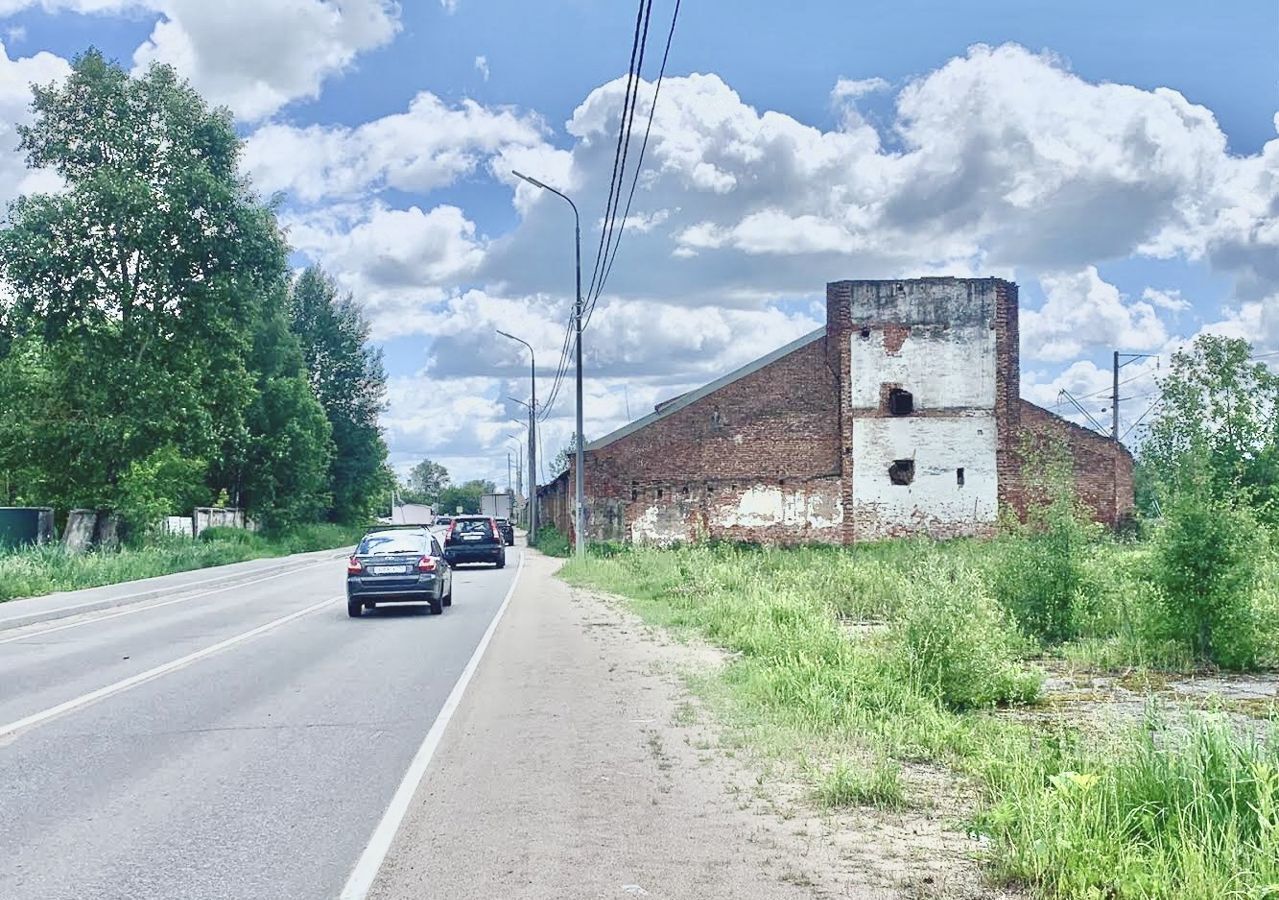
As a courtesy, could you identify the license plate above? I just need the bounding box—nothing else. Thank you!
[371,565,408,575]
[462,534,482,541]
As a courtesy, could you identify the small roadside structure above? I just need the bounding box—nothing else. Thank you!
[0,507,55,550]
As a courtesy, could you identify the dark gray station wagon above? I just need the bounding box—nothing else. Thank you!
[346,528,453,618]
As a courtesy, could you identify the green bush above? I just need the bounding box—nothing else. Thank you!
[1151,492,1266,669]
[888,557,1041,710]
[535,525,572,558]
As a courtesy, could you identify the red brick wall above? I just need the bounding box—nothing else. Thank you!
[1011,400,1135,525]
[577,334,843,544]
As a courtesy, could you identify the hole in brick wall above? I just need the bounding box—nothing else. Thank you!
[887,388,914,416]
[778,478,786,487]
[731,483,738,492]
[860,327,870,340]
[895,282,905,293]
[888,459,915,486]
[957,467,965,487]
[682,485,690,498]
[631,487,639,501]
[656,487,663,499]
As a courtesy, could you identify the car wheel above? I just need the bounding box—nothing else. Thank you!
[347,598,363,618]
[442,583,453,607]
[495,554,506,569]
[429,593,444,615]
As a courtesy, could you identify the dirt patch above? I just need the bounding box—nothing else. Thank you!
[569,582,1017,899]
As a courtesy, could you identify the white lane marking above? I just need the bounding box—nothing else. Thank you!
[0,553,345,626]
[340,552,526,900]
[0,562,335,647]
[0,595,339,741]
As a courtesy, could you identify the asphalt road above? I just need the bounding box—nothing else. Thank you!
[0,543,521,900]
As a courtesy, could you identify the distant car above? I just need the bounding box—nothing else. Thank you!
[346,528,453,618]
[496,518,515,546]
[443,515,506,568]
[434,515,454,530]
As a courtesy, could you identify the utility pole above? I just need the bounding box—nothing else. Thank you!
[507,452,512,493]
[1112,350,1120,441]
[511,170,583,557]
[1111,351,1160,443]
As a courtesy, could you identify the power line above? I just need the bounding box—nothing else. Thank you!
[585,0,681,331]
[1122,397,1162,440]
[583,0,650,308]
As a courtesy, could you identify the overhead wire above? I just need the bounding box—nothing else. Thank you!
[583,0,650,308]
[585,0,681,331]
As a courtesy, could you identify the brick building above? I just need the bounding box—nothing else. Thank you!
[538,277,1133,546]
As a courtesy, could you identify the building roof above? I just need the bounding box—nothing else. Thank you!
[585,327,827,452]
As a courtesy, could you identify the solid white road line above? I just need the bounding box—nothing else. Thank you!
[0,553,342,627]
[0,562,333,647]
[0,595,339,741]
[339,552,527,900]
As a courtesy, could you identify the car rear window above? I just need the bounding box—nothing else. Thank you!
[455,519,493,535]
[358,533,426,555]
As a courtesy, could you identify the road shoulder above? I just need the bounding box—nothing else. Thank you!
[369,551,911,899]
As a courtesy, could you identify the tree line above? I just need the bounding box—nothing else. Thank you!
[0,50,389,534]
[401,458,497,516]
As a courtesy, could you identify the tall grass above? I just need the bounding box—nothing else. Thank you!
[0,523,364,602]
[563,540,1279,899]
[983,715,1279,898]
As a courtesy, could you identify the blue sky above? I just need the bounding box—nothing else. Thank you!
[0,0,1275,486]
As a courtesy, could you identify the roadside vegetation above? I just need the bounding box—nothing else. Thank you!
[0,524,364,603]
[562,335,1279,898]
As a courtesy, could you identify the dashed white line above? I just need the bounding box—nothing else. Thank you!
[0,562,332,647]
[0,595,339,742]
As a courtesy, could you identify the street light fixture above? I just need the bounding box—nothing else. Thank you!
[511,170,584,557]
[496,333,539,545]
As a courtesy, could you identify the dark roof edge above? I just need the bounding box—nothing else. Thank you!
[585,327,827,453]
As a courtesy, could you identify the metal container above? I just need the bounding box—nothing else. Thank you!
[0,507,55,550]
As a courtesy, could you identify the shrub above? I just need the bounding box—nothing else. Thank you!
[535,525,572,558]
[1151,492,1265,669]
[888,557,1041,710]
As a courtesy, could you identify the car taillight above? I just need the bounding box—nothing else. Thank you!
[347,557,363,574]
[446,521,457,539]
[417,556,437,572]
[490,518,499,538]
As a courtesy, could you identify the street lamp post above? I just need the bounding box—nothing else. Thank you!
[511,170,584,557]
[497,328,537,543]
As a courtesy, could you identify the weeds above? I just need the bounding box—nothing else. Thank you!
[0,523,363,602]
[562,539,1279,899]
[815,756,905,810]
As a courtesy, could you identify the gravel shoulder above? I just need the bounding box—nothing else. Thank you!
[368,552,1002,899]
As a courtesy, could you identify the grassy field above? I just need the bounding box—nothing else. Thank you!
[0,523,365,603]
[561,536,1279,899]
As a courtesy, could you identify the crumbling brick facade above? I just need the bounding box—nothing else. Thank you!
[538,277,1134,546]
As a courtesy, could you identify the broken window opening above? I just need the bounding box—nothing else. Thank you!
[956,467,965,487]
[859,327,871,340]
[888,459,915,486]
[887,388,914,416]
[656,487,663,499]
[630,482,639,502]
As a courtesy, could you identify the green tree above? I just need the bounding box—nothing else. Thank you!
[550,435,584,477]
[0,49,347,534]
[235,301,333,531]
[288,267,388,524]
[405,458,450,505]
[0,50,284,519]
[437,479,497,515]
[1141,335,1279,516]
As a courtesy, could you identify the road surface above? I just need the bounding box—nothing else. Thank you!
[0,545,520,900]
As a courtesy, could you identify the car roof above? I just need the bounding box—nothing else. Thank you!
[360,528,430,541]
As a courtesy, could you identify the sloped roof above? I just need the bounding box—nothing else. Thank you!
[586,327,827,452]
